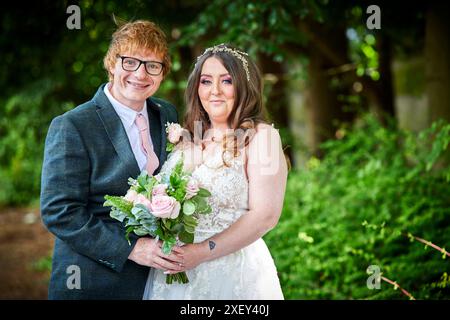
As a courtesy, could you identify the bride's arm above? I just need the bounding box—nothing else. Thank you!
[176,124,288,271]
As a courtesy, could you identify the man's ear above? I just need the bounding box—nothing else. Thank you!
[108,62,116,78]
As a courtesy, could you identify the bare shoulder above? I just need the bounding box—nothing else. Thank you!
[256,122,277,132]
[246,123,283,162]
[249,123,282,147]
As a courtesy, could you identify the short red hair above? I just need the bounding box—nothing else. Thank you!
[103,20,171,81]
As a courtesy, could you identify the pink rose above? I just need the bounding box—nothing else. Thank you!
[124,189,139,203]
[150,195,180,219]
[152,184,168,197]
[167,123,183,144]
[185,178,200,199]
[133,194,152,211]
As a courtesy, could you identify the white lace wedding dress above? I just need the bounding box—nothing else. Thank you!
[142,143,284,300]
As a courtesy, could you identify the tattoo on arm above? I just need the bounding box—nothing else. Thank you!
[208,240,216,250]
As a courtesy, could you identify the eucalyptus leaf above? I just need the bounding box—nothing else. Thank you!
[197,188,211,197]
[192,196,208,213]
[198,205,212,215]
[184,224,195,233]
[110,208,127,222]
[125,218,140,227]
[183,200,196,215]
[183,214,198,227]
[133,226,149,236]
[132,204,152,220]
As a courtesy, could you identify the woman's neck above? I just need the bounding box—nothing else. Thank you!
[203,124,229,141]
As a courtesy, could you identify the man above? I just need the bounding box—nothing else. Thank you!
[40,20,184,299]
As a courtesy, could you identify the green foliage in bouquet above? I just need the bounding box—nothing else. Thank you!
[166,141,175,153]
[104,156,212,284]
[265,114,450,299]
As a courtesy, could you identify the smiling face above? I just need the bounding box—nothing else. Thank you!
[198,57,235,128]
[109,50,164,111]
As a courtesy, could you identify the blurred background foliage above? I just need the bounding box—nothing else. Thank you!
[265,115,450,299]
[0,0,449,299]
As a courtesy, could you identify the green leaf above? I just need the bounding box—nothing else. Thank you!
[104,195,133,214]
[162,218,173,231]
[166,142,175,152]
[141,218,158,235]
[184,224,195,233]
[179,230,194,244]
[144,178,157,194]
[133,226,149,236]
[137,171,152,189]
[183,200,196,215]
[191,196,209,213]
[162,237,177,255]
[198,205,212,215]
[124,217,140,227]
[131,204,152,220]
[170,223,184,234]
[183,214,198,227]
[174,154,184,175]
[197,188,211,197]
[110,208,128,222]
[154,228,164,239]
[170,174,180,188]
[125,227,134,245]
[190,196,212,214]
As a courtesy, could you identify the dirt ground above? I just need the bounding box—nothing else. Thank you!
[0,207,53,299]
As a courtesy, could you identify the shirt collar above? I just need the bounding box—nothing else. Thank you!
[104,83,148,130]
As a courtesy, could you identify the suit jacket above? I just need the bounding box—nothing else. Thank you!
[40,84,178,299]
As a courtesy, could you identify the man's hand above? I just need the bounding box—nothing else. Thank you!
[128,237,185,272]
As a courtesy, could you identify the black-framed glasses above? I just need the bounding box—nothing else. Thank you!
[118,55,164,76]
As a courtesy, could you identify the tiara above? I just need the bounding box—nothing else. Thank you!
[196,44,250,82]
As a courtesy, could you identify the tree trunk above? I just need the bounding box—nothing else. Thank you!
[425,1,450,124]
[306,50,340,158]
[374,34,395,120]
[299,19,395,125]
[303,23,351,158]
[258,53,294,164]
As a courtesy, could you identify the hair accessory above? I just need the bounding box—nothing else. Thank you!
[197,44,250,82]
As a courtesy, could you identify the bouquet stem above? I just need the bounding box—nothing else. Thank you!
[166,272,189,284]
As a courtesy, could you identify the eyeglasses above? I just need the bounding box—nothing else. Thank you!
[118,55,164,76]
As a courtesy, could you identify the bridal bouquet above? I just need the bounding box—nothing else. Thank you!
[103,155,212,284]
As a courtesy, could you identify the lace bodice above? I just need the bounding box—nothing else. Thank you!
[145,142,284,300]
[159,143,249,242]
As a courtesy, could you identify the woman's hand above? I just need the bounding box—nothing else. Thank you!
[164,241,208,274]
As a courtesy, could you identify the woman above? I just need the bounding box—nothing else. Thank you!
[143,44,288,299]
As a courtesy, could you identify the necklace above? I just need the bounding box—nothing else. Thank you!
[200,135,223,150]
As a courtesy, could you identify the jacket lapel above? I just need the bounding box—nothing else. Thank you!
[93,85,140,179]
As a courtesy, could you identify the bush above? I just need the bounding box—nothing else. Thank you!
[0,78,74,206]
[265,114,450,299]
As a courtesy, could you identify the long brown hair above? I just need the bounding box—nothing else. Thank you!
[184,44,267,161]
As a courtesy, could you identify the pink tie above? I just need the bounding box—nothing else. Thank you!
[135,113,159,175]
